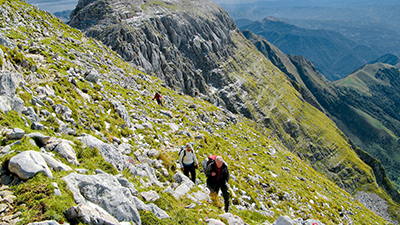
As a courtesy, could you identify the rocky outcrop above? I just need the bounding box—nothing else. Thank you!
[0,72,25,113]
[69,0,238,102]
[8,151,53,180]
[79,135,134,171]
[62,171,169,224]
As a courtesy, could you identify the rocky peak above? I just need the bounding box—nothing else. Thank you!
[69,0,237,97]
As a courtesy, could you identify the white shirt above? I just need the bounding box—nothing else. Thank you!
[179,149,198,167]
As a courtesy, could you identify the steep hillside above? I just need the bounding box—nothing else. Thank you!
[241,29,326,113]
[369,54,400,68]
[243,30,400,218]
[0,0,399,224]
[67,0,400,222]
[241,17,385,81]
[331,64,400,190]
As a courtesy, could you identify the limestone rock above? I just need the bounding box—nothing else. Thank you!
[206,218,226,225]
[40,152,73,171]
[84,69,100,83]
[5,128,25,140]
[65,202,120,225]
[45,137,79,165]
[31,122,44,130]
[28,220,60,225]
[219,213,245,225]
[118,143,133,155]
[140,190,160,202]
[63,172,141,224]
[8,150,53,180]
[79,134,133,171]
[52,104,72,120]
[26,132,51,147]
[0,72,24,113]
[111,100,132,128]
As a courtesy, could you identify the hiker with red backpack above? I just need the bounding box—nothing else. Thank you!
[152,91,163,106]
[179,143,199,183]
[205,156,230,212]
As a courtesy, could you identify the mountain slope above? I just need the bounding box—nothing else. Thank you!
[369,53,400,68]
[241,17,385,81]
[242,30,400,217]
[1,1,398,224]
[66,0,400,221]
[66,0,379,196]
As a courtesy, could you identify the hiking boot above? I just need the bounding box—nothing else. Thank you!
[224,205,229,213]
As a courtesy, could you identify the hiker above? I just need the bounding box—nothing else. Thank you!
[152,91,163,106]
[205,156,230,212]
[179,143,199,183]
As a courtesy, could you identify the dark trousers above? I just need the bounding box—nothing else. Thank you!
[183,163,196,183]
[156,99,163,106]
[210,183,230,210]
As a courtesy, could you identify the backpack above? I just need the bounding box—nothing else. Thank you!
[179,147,187,160]
[202,155,217,172]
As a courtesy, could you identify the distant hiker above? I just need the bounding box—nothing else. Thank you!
[194,91,198,97]
[179,143,199,183]
[205,156,230,212]
[152,91,163,106]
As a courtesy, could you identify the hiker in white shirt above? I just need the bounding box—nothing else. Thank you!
[179,143,199,183]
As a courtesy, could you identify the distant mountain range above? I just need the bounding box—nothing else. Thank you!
[244,30,400,192]
[53,9,71,23]
[241,17,386,81]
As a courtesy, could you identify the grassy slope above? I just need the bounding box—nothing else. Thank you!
[332,63,400,190]
[0,0,398,224]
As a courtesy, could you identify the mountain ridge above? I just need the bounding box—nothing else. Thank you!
[241,17,386,81]
[242,31,399,199]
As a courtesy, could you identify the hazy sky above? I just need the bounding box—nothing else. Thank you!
[25,0,79,13]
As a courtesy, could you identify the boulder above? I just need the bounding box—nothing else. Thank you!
[63,172,169,224]
[63,172,141,224]
[65,202,120,225]
[140,190,160,202]
[219,213,245,225]
[6,128,25,140]
[118,143,133,154]
[0,72,24,113]
[84,69,100,83]
[272,216,293,225]
[26,132,51,147]
[40,153,73,171]
[136,163,162,187]
[45,137,79,165]
[146,149,159,158]
[79,134,133,171]
[8,150,53,180]
[117,177,138,196]
[111,100,132,128]
[160,110,173,118]
[206,218,226,225]
[167,123,179,132]
[31,122,44,130]
[22,106,39,122]
[52,104,72,120]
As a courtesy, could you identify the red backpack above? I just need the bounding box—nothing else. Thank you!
[203,155,217,172]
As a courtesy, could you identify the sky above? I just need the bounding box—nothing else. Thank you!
[24,0,395,13]
[25,0,79,13]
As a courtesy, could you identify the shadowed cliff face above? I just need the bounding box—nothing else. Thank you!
[69,0,237,97]
[68,1,400,219]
